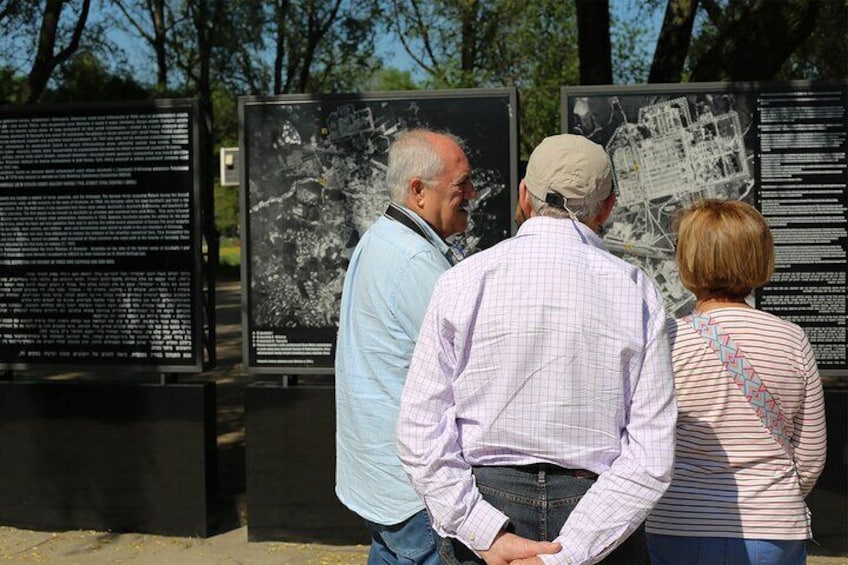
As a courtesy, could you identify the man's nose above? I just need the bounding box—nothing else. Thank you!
[464,182,476,199]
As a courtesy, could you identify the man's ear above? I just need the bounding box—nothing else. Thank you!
[407,178,425,209]
[596,191,616,225]
[518,180,533,219]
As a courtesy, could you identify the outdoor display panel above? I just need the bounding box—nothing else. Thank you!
[0,100,205,372]
[241,89,518,373]
[562,81,847,376]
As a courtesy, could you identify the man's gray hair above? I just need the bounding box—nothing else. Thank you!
[386,129,461,202]
[528,190,602,222]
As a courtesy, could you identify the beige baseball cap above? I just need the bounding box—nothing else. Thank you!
[524,134,613,207]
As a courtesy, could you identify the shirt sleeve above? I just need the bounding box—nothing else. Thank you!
[792,333,827,497]
[396,278,509,553]
[543,284,678,565]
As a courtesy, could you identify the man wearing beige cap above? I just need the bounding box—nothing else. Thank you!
[396,134,677,565]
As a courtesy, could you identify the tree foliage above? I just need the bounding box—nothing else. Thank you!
[279,0,380,94]
[364,68,420,91]
[184,0,382,97]
[647,0,839,83]
[42,49,149,102]
[109,0,174,92]
[0,0,845,255]
[0,1,45,74]
[0,0,844,152]
[390,0,527,87]
[687,0,819,81]
[214,184,239,237]
[0,67,26,104]
[774,0,848,80]
[389,0,579,155]
[606,1,657,84]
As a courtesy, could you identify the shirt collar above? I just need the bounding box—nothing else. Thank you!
[516,216,609,252]
[385,203,455,258]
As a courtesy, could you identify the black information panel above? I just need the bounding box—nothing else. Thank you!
[241,89,518,373]
[562,81,847,376]
[0,100,204,372]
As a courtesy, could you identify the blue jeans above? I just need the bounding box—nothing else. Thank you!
[365,508,440,565]
[439,464,649,564]
[647,533,807,565]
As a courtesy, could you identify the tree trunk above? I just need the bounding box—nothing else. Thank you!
[295,0,342,93]
[273,0,290,94]
[649,0,699,83]
[24,0,91,103]
[152,0,167,90]
[112,0,169,91]
[459,0,477,74]
[575,0,612,85]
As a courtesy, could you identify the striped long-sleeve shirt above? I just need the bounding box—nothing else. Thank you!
[646,307,827,540]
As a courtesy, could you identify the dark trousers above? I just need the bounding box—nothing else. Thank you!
[439,465,649,564]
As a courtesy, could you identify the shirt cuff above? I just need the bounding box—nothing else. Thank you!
[539,534,582,565]
[540,548,580,565]
[454,498,509,552]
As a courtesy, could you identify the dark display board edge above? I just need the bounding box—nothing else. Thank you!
[239,86,519,106]
[559,79,848,130]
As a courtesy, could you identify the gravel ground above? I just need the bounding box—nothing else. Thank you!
[0,526,845,565]
[0,525,369,564]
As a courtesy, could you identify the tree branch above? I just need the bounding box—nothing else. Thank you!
[112,0,154,43]
[53,0,91,65]
[700,0,725,28]
[409,0,439,71]
[389,0,437,76]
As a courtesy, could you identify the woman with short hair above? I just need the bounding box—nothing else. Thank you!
[646,199,827,565]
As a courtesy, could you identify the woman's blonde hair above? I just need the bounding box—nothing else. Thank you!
[674,199,774,300]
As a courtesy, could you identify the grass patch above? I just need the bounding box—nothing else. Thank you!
[217,239,241,279]
[219,243,241,267]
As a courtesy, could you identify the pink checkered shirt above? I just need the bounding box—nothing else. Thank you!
[397,217,677,565]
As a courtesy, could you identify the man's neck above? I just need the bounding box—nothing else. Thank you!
[398,201,446,241]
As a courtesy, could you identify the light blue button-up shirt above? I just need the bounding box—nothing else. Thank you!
[335,205,453,524]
